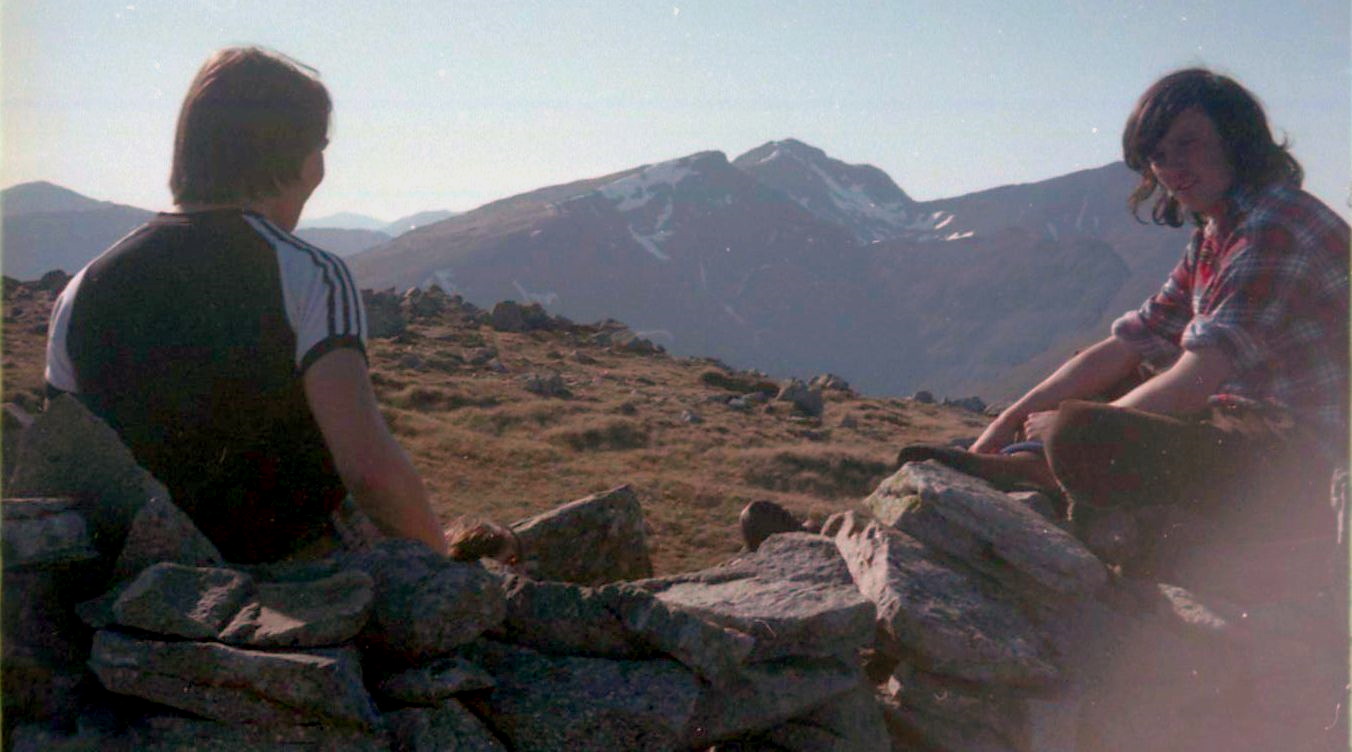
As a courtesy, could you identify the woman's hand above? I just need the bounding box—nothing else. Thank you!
[969,413,1022,454]
[1021,410,1059,444]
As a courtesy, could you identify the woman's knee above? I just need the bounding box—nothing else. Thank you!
[1044,400,1108,461]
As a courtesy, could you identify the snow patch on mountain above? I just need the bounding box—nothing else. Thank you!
[598,162,696,212]
[512,280,559,306]
[627,226,672,261]
[806,161,913,228]
[422,267,459,293]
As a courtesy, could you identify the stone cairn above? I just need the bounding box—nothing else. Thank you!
[4,397,1346,751]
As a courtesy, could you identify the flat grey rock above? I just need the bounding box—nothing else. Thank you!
[600,582,757,685]
[757,680,891,752]
[112,562,254,640]
[831,512,1056,685]
[511,485,653,584]
[496,574,757,684]
[496,575,645,658]
[684,656,863,747]
[1,497,98,569]
[111,495,224,583]
[375,656,497,705]
[870,461,1106,596]
[637,533,875,661]
[218,569,374,648]
[89,631,379,728]
[385,702,507,752]
[462,640,700,752]
[345,540,506,664]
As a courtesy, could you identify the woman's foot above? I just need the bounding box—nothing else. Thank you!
[894,444,1059,492]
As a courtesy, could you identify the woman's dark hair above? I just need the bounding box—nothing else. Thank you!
[170,47,331,205]
[1122,68,1302,226]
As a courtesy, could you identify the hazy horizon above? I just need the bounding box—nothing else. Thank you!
[3,1,1348,221]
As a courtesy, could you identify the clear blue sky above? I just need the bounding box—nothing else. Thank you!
[3,1,1348,221]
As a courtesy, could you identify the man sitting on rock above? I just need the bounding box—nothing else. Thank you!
[895,69,1348,598]
[43,47,447,563]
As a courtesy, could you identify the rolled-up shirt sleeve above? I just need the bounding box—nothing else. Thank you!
[1179,221,1305,374]
[1110,239,1198,370]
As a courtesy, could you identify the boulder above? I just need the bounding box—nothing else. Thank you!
[878,664,1025,752]
[522,371,570,398]
[941,395,987,413]
[127,714,390,751]
[375,656,497,706]
[385,702,507,752]
[808,373,851,392]
[683,657,864,748]
[218,569,374,648]
[89,631,380,728]
[495,575,757,685]
[774,379,824,418]
[830,512,1056,685]
[756,681,891,752]
[111,494,224,582]
[401,286,448,319]
[609,329,662,354]
[489,300,527,332]
[6,395,170,560]
[362,288,406,339]
[112,562,254,640]
[1008,490,1063,523]
[600,582,757,685]
[637,533,875,662]
[1,402,35,483]
[36,269,72,292]
[870,461,1106,596]
[345,540,506,664]
[461,640,700,752]
[495,575,644,658]
[511,485,653,585]
[1,497,99,569]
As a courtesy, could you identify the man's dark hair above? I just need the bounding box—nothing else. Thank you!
[170,47,331,205]
[1122,68,1303,227]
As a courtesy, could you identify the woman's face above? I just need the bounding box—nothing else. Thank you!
[1148,106,1236,218]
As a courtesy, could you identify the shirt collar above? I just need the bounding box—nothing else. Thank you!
[1205,182,1263,237]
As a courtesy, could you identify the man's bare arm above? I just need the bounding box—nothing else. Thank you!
[303,348,447,554]
[971,336,1143,453]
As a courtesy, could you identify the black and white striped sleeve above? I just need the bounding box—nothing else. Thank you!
[247,215,368,374]
[43,265,88,394]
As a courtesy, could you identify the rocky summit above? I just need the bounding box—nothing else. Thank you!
[2,276,1346,750]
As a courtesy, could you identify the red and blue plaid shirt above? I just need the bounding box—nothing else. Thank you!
[1112,181,1349,437]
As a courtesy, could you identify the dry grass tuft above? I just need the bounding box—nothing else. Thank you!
[545,417,650,452]
[739,447,891,499]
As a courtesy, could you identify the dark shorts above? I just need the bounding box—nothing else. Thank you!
[1043,399,1345,604]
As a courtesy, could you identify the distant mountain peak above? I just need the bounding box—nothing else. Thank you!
[1,181,109,216]
[298,211,388,232]
[732,139,930,243]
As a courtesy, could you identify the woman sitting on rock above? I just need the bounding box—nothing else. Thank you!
[893,68,1347,595]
